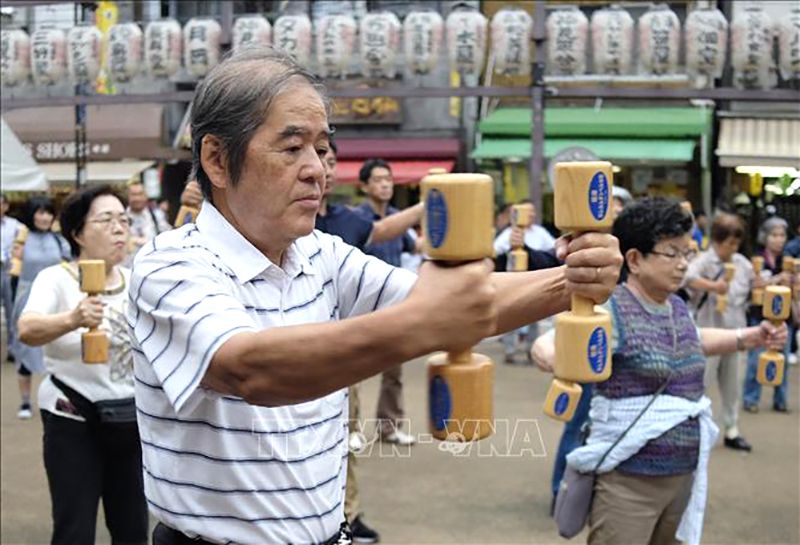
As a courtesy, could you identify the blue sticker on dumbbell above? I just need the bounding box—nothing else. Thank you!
[588,327,608,374]
[766,361,777,382]
[772,295,783,317]
[588,172,609,221]
[426,189,448,249]
[429,375,452,432]
[554,393,570,416]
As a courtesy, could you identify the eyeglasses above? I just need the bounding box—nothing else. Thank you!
[87,214,131,230]
[650,249,695,262]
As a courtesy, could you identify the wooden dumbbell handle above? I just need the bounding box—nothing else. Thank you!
[572,294,595,316]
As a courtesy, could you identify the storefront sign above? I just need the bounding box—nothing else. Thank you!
[330,96,402,125]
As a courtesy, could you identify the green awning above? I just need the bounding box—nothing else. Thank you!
[479,107,713,137]
[471,138,697,164]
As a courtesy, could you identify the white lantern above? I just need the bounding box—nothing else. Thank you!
[360,12,401,78]
[591,6,634,75]
[31,29,66,86]
[547,7,588,76]
[66,25,101,84]
[1,29,31,87]
[233,15,271,52]
[446,10,488,76]
[273,14,312,67]
[638,4,680,76]
[731,6,774,89]
[404,11,443,75]
[107,23,142,83]
[777,8,800,81]
[184,18,221,78]
[316,15,357,78]
[145,19,182,78]
[491,9,532,76]
[685,8,728,79]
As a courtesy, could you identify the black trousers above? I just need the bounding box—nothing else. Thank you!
[153,521,353,545]
[41,411,148,545]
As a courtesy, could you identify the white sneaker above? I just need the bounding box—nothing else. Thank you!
[381,429,416,445]
[349,431,367,452]
[788,354,798,366]
[17,405,32,420]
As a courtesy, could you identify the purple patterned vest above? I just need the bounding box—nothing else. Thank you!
[597,285,705,476]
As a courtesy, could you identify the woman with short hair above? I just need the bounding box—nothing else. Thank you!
[17,185,147,545]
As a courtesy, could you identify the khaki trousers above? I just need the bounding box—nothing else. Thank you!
[589,470,694,545]
[376,364,405,435]
[344,384,360,521]
[704,351,743,437]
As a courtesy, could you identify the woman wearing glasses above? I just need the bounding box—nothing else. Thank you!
[9,196,70,420]
[17,185,147,545]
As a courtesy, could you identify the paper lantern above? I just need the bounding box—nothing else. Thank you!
[273,14,312,67]
[316,14,357,78]
[547,7,588,76]
[777,8,800,81]
[31,29,66,85]
[67,25,101,84]
[233,15,271,52]
[685,8,728,79]
[107,23,142,83]
[1,29,31,87]
[360,12,401,78]
[591,6,634,75]
[184,18,221,78]
[404,11,443,75]
[732,6,774,89]
[446,10,488,76]
[491,8,532,76]
[145,18,182,78]
[639,4,680,75]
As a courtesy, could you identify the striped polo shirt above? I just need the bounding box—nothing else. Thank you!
[128,203,416,544]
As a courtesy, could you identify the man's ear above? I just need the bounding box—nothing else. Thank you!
[625,248,642,276]
[200,134,230,190]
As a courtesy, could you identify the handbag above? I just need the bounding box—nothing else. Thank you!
[553,376,672,539]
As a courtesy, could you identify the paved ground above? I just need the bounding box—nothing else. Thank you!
[1,334,799,544]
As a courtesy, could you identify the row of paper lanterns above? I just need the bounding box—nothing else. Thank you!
[2,5,799,88]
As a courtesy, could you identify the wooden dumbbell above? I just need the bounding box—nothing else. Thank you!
[751,256,764,306]
[544,161,614,422]
[174,205,199,228]
[423,173,495,442]
[508,203,534,272]
[79,260,109,364]
[757,285,791,386]
[9,225,29,277]
[783,256,796,300]
[715,263,736,312]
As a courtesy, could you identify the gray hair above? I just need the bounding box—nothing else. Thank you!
[757,216,789,246]
[189,45,329,202]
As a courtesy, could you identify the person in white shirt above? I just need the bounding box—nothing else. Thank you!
[130,45,623,545]
[493,200,557,255]
[126,181,170,264]
[1,193,21,356]
[18,185,147,545]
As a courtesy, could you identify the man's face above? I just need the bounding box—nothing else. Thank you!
[361,166,393,204]
[127,184,148,212]
[324,148,337,196]
[223,82,329,249]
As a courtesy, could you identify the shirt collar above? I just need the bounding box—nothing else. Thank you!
[196,203,315,284]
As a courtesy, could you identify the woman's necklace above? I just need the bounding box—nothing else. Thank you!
[61,261,126,296]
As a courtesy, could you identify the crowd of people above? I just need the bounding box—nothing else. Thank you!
[0,44,794,545]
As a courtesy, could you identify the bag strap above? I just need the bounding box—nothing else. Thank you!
[591,373,672,474]
[695,267,725,316]
[50,375,100,426]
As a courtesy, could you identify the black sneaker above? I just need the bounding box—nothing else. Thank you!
[724,436,752,452]
[350,515,380,544]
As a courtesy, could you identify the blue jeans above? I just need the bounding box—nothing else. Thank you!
[551,383,593,499]
[743,324,791,408]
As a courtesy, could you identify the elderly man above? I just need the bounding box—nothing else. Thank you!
[130,46,622,545]
[126,180,170,264]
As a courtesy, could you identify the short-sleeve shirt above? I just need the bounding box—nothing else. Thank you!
[493,224,557,255]
[355,202,414,267]
[685,249,753,328]
[315,203,373,249]
[129,203,416,544]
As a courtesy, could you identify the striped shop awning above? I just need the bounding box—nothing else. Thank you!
[716,118,800,168]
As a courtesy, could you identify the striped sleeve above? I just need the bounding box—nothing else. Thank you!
[331,237,417,319]
[128,249,259,412]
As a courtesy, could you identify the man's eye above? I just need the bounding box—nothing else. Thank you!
[286,146,301,154]
[317,148,329,158]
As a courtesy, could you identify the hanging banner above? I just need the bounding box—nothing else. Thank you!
[1,29,31,87]
[67,25,101,84]
[232,15,272,52]
[445,10,488,76]
[95,0,118,94]
[404,11,443,76]
[31,28,66,86]
[547,7,588,76]
[685,8,728,79]
[184,18,221,78]
[360,12,401,79]
[145,18,182,78]
[639,4,681,76]
[591,6,634,75]
[273,14,312,67]
[491,8,532,76]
